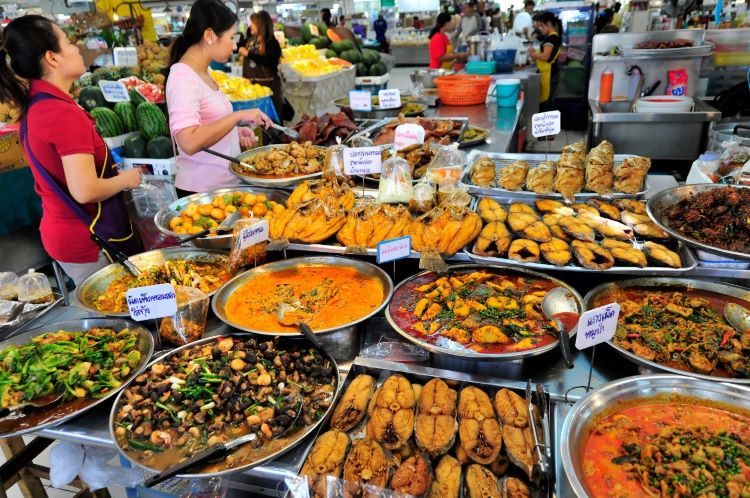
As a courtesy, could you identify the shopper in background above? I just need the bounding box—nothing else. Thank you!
[374,13,389,53]
[0,15,143,285]
[429,12,468,69]
[528,11,562,114]
[339,15,347,27]
[321,8,335,28]
[513,0,535,38]
[167,0,272,197]
[453,3,482,49]
[238,11,283,120]
[413,16,425,29]
[352,21,367,38]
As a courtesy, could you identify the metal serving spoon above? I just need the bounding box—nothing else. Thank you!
[276,303,326,350]
[0,391,64,417]
[179,211,241,245]
[541,287,579,369]
[724,303,750,334]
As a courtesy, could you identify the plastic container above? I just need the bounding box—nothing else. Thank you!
[17,269,53,304]
[355,73,390,94]
[696,249,750,270]
[491,49,517,73]
[635,96,693,113]
[0,272,19,301]
[159,286,210,346]
[434,75,492,106]
[231,96,280,123]
[599,67,613,103]
[493,79,521,108]
[466,61,496,75]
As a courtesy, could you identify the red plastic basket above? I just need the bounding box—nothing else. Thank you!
[434,74,493,106]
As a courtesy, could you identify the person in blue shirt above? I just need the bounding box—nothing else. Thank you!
[374,14,389,52]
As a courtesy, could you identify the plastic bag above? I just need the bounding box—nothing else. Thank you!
[159,286,209,346]
[378,157,413,204]
[718,137,750,176]
[125,177,179,250]
[409,179,436,213]
[426,145,466,184]
[666,68,688,96]
[50,442,142,491]
[323,143,347,180]
[0,272,19,301]
[437,180,471,207]
[17,269,53,304]
[229,217,269,272]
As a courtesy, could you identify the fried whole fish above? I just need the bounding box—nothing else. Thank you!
[493,388,529,428]
[601,239,647,267]
[614,156,651,194]
[471,156,497,187]
[526,161,557,194]
[554,167,585,202]
[540,237,572,266]
[458,386,503,465]
[465,464,501,498]
[473,222,512,257]
[613,199,647,215]
[409,206,483,257]
[301,430,351,498]
[578,212,634,240]
[498,160,529,191]
[558,215,595,242]
[478,198,508,223]
[390,454,433,497]
[337,204,411,249]
[331,374,376,432]
[585,140,615,195]
[507,213,551,242]
[508,239,540,263]
[366,374,416,450]
[415,378,458,458]
[269,198,347,243]
[428,455,462,498]
[287,177,356,210]
[343,439,396,491]
[502,424,535,479]
[643,241,682,268]
[571,240,615,270]
[535,199,574,216]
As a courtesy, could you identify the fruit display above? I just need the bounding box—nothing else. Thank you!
[282,44,323,63]
[282,44,344,78]
[326,41,387,78]
[137,40,169,76]
[135,102,168,140]
[90,108,125,138]
[300,21,332,49]
[210,70,273,101]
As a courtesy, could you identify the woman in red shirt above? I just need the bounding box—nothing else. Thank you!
[0,15,143,285]
[429,13,468,69]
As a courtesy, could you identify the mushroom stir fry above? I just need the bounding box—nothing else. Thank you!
[114,337,336,470]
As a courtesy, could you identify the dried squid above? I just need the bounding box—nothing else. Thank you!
[415,378,458,458]
[331,374,376,432]
[366,374,416,450]
[458,386,502,465]
[428,455,462,498]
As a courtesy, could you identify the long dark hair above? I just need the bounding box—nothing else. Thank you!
[168,0,238,67]
[429,12,452,39]
[250,11,274,55]
[534,11,562,35]
[0,15,60,110]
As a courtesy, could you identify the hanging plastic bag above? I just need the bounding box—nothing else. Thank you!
[125,177,179,250]
[718,137,750,176]
[426,144,466,185]
[378,157,414,204]
[409,178,436,213]
[50,442,142,491]
[228,217,269,272]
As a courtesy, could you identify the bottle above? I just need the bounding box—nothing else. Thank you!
[599,67,613,103]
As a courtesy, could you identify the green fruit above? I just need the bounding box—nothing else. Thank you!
[123,134,146,158]
[129,88,146,106]
[288,37,303,46]
[361,49,381,66]
[355,62,369,77]
[117,66,134,78]
[301,23,316,42]
[113,102,137,132]
[340,50,361,64]
[136,102,168,140]
[310,37,328,49]
[90,67,119,85]
[146,136,173,159]
[90,107,124,138]
[325,49,338,59]
[338,39,355,51]
[79,86,108,112]
[369,61,388,77]
[318,36,331,48]
[330,40,348,53]
[317,23,329,36]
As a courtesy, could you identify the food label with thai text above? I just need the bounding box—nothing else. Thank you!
[377,236,411,264]
[575,303,620,349]
[127,283,177,321]
[531,110,561,138]
[239,219,269,250]
[344,146,382,175]
[349,90,373,112]
[99,80,131,103]
[394,123,425,150]
[378,89,402,109]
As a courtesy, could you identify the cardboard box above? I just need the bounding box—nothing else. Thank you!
[0,126,29,174]
[103,131,140,151]
[122,157,176,178]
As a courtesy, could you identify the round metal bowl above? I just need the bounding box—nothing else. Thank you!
[110,334,339,478]
[212,256,394,336]
[154,186,289,250]
[228,144,326,188]
[410,69,455,89]
[583,277,750,384]
[76,247,232,317]
[385,263,583,361]
[646,183,750,261]
[0,318,153,438]
[561,374,750,497]
[332,97,426,119]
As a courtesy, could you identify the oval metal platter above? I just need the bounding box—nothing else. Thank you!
[458,126,490,148]
[385,263,583,361]
[212,256,394,336]
[110,334,339,478]
[76,247,232,317]
[0,318,153,438]
[646,183,750,261]
[583,277,750,384]
[228,144,326,188]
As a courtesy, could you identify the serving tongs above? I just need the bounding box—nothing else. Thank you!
[90,234,141,276]
[525,380,550,487]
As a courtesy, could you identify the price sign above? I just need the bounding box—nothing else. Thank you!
[394,123,425,151]
[126,283,177,321]
[378,89,401,109]
[531,110,561,138]
[310,24,320,37]
[377,236,411,264]
[113,47,138,67]
[349,90,373,112]
[344,146,382,175]
[575,303,620,350]
[239,219,269,250]
[98,80,130,103]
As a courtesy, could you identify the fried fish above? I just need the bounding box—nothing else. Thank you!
[507,213,551,242]
[471,156,497,187]
[585,140,615,195]
[499,477,531,498]
[620,211,670,239]
[571,240,615,270]
[601,239,647,267]
[493,388,528,428]
[473,222,512,257]
[415,378,458,458]
[508,239,541,263]
[465,464,501,498]
[586,199,620,220]
[525,161,557,194]
[558,215,595,242]
[498,160,529,191]
[534,199,574,216]
[343,439,397,491]
[458,386,503,465]
[331,374,376,432]
[542,214,571,241]
[643,241,682,268]
[477,198,508,223]
[540,237,572,266]
[301,430,351,498]
[429,456,462,498]
[390,454,433,497]
[502,425,535,479]
[614,156,651,194]
[366,374,416,450]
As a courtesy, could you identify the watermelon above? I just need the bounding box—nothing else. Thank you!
[317,22,329,36]
[79,86,108,112]
[330,40,349,54]
[90,67,119,85]
[123,135,146,158]
[136,102,168,140]
[301,23,315,42]
[146,136,173,159]
[310,37,327,49]
[337,39,355,51]
[90,107,124,138]
[288,37,303,46]
[114,102,137,132]
[355,62,369,77]
[325,49,337,59]
[361,49,381,66]
[130,88,146,106]
[340,50,361,64]
[369,61,388,77]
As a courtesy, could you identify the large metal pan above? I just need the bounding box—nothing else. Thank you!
[0,318,153,438]
[385,263,583,361]
[646,183,750,261]
[561,374,750,497]
[228,144,326,188]
[583,277,750,384]
[154,186,288,250]
[110,334,339,478]
[76,247,232,317]
[212,256,393,336]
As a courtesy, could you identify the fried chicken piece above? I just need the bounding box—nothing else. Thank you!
[508,239,540,263]
[587,199,621,220]
[614,156,651,194]
[643,241,682,268]
[498,160,529,191]
[558,215,595,242]
[525,161,557,194]
[478,198,508,223]
[473,222,512,257]
[535,199,574,215]
[493,388,528,428]
[471,156,497,187]
[540,237,572,266]
[571,240,615,270]
[507,213,551,242]
[600,239,647,267]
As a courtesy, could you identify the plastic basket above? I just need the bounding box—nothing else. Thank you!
[231,95,280,123]
[434,74,492,106]
[466,61,496,75]
[491,49,517,73]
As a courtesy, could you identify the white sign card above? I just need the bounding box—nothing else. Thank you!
[239,219,269,250]
[310,25,320,37]
[377,236,412,264]
[113,47,138,67]
[98,80,131,103]
[531,110,561,138]
[575,303,620,350]
[127,283,178,321]
[378,89,402,109]
[344,146,382,175]
[349,90,373,112]
[394,123,425,151]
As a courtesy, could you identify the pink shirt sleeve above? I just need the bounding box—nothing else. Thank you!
[166,64,202,134]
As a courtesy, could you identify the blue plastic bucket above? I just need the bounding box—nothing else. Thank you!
[492,49,517,73]
[493,78,521,108]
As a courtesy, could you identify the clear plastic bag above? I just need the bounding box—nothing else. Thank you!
[718,138,750,176]
[125,177,180,250]
[17,269,53,304]
[0,272,19,301]
[378,157,414,204]
[323,143,347,180]
[438,180,471,207]
[426,144,466,184]
[229,217,268,272]
[159,286,209,346]
[50,442,142,491]
[409,179,436,213]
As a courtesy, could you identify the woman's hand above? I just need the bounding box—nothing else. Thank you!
[118,167,144,190]
[238,127,258,149]
[236,108,273,129]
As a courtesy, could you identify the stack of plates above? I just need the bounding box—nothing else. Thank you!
[635,96,694,113]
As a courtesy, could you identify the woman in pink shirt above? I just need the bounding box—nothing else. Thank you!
[166,0,272,196]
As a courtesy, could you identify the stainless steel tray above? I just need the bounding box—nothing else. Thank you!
[462,151,650,200]
[296,357,553,497]
[582,277,750,385]
[622,43,713,58]
[0,318,153,438]
[350,116,470,147]
[76,247,232,317]
[646,183,750,261]
[0,293,63,336]
[385,263,583,361]
[560,374,750,498]
[284,242,472,262]
[229,144,326,188]
[459,125,490,148]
